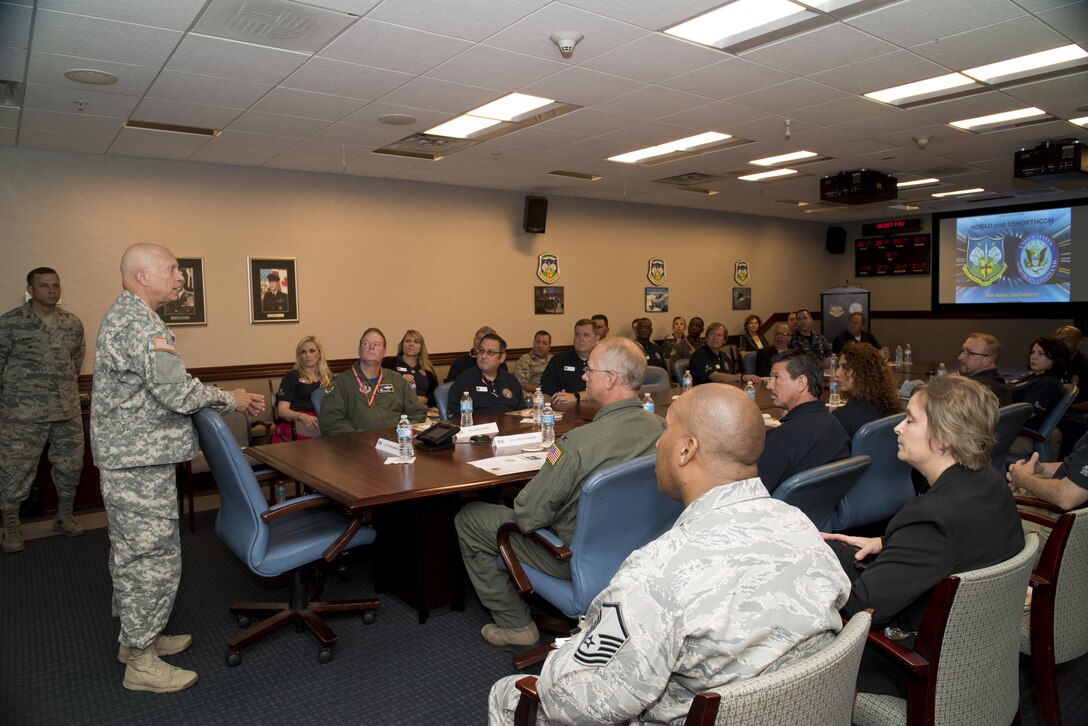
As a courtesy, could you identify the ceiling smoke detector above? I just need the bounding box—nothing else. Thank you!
[550,32,583,60]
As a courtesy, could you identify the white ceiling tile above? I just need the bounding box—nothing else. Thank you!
[367,0,548,42]
[908,16,1068,69]
[489,125,584,151]
[907,91,1043,123]
[320,19,473,75]
[281,135,370,160]
[251,88,366,121]
[281,57,413,100]
[1002,73,1088,118]
[662,58,794,98]
[108,125,209,159]
[832,108,934,136]
[483,3,648,63]
[225,111,330,137]
[655,101,768,131]
[130,97,242,129]
[18,128,111,152]
[729,79,850,114]
[338,101,447,131]
[23,82,139,117]
[263,153,339,173]
[425,45,566,91]
[0,3,32,47]
[36,0,207,31]
[0,105,19,126]
[374,76,501,115]
[560,0,724,31]
[846,0,1026,47]
[980,119,1086,146]
[808,50,953,95]
[307,121,403,147]
[32,10,183,67]
[794,96,889,127]
[20,107,123,135]
[25,51,160,95]
[520,66,642,106]
[0,127,15,145]
[579,33,722,84]
[1038,0,1088,42]
[343,152,420,176]
[166,34,309,86]
[202,129,300,153]
[0,45,29,82]
[741,23,900,77]
[601,120,709,146]
[594,85,713,121]
[146,70,273,108]
[536,107,635,137]
[187,146,279,166]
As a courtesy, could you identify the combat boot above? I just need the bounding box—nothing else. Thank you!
[122,648,198,693]
[118,633,193,664]
[2,508,24,554]
[52,494,85,537]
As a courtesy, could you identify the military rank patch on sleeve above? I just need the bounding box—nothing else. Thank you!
[574,603,629,667]
[152,336,176,353]
[546,444,563,466]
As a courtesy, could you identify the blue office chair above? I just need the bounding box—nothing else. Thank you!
[991,402,1033,472]
[193,408,379,665]
[772,455,871,532]
[741,350,757,375]
[310,386,327,416]
[638,366,671,393]
[672,359,690,384]
[496,454,684,667]
[434,381,454,420]
[1007,383,1078,465]
[828,413,914,533]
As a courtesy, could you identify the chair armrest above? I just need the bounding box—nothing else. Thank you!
[497,521,573,595]
[260,493,334,522]
[683,693,722,726]
[1019,427,1045,443]
[865,628,931,677]
[525,527,572,560]
[1018,508,1060,529]
[1014,495,1066,515]
[514,676,540,726]
[1029,572,1052,591]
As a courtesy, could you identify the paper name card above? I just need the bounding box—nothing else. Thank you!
[493,431,543,448]
[375,438,401,455]
[454,422,500,442]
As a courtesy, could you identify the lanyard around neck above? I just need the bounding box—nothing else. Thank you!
[351,363,383,407]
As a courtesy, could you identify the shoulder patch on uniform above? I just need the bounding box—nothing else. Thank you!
[152,336,176,353]
[574,603,629,667]
[546,443,563,466]
[502,388,514,398]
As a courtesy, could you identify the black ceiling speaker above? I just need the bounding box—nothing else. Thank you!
[826,226,847,254]
[524,195,548,233]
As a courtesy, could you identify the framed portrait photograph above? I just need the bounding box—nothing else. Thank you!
[645,286,669,313]
[156,257,206,326]
[534,286,564,314]
[732,287,752,310]
[249,258,298,323]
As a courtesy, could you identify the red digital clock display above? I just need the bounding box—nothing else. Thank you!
[855,234,930,277]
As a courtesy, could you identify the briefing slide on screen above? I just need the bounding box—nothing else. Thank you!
[953,208,1072,304]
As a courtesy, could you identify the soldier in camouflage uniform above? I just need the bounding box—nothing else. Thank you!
[488,384,851,725]
[513,330,552,394]
[0,267,86,553]
[92,243,263,693]
[457,337,664,649]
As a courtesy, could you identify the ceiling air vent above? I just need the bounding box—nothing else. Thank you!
[193,0,357,53]
[372,133,479,161]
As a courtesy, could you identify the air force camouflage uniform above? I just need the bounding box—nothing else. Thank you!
[92,290,235,648]
[0,301,85,512]
[488,477,851,725]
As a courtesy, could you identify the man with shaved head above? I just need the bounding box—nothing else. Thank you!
[93,243,264,693]
[487,384,851,725]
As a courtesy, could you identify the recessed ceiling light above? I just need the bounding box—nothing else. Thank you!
[897,177,940,188]
[738,168,798,181]
[378,114,416,125]
[608,132,733,164]
[964,44,1088,85]
[864,73,977,105]
[949,107,1047,131]
[1069,116,1088,127]
[64,69,118,85]
[424,92,564,140]
[470,93,555,121]
[425,116,501,139]
[665,0,815,50]
[749,150,818,166]
[931,188,985,198]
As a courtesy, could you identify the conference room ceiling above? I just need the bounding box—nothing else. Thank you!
[2,0,1086,223]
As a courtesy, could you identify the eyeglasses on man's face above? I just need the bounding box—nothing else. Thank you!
[959,348,988,358]
[584,367,615,376]
[475,348,503,357]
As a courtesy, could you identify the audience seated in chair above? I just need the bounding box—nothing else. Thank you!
[273,335,332,441]
[832,342,901,440]
[487,384,850,725]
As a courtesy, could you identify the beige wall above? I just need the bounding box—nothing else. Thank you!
[2,147,1070,374]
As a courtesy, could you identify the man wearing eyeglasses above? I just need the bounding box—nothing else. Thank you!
[756,323,792,377]
[540,319,599,405]
[447,334,524,415]
[957,333,1011,406]
[455,337,664,649]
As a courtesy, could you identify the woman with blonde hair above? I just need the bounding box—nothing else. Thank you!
[383,329,439,406]
[274,335,332,440]
[832,342,901,438]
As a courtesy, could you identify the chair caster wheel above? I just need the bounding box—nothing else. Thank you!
[363,611,376,625]
[226,651,241,667]
[318,648,334,664]
[236,615,250,628]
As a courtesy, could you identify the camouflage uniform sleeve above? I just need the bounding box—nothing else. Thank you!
[538,551,682,725]
[512,438,583,534]
[136,332,235,415]
[73,318,85,374]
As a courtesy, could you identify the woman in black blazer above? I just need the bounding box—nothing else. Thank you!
[823,375,1023,697]
[737,314,769,353]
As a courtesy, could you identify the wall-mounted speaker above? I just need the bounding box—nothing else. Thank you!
[826,226,847,254]
[524,195,548,233]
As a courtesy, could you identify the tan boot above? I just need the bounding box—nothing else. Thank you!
[481,621,540,648]
[52,494,85,537]
[118,634,193,664]
[122,648,198,693]
[2,508,24,554]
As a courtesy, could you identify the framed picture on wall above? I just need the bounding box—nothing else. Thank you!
[249,258,298,323]
[732,287,752,310]
[534,286,564,314]
[645,287,669,312]
[156,257,206,326]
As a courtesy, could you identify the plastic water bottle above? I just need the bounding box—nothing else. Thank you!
[894,345,903,368]
[937,362,947,377]
[396,415,413,460]
[829,353,838,377]
[642,393,655,413]
[904,344,913,368]
[829,378,841,406]
[540,404,555,448]
[274,482,287,504]
[460,392,473,427]
[681,370,692,392]
[744,379,756,399]
[532,387,544,424]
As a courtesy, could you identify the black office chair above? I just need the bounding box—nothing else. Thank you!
[193,408,379,665]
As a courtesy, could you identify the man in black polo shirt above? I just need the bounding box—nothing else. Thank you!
[758,349,849,493]
[633,317,667,370]
[445,325,496,383]
[956,333,1011,406]
[689,323,760,386]
[831,312,887,357]
[447,333,524,415]
[540,318,598,405]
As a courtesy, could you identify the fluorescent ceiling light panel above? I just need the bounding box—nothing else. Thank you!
[1070,117,1088,127]
[964,44,1088,85]
[470,93,554,121]
[949,107,1046,130]
[864,73,977,105]
[931,188,984,198]
[750,150,818,166]
[664,0,813,49]
[425,116,501,139]
[608,132,732,164]
[897,177,940,188]
[738,168,798,181]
